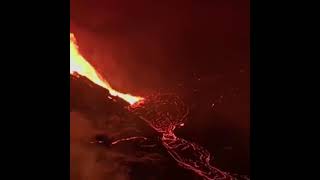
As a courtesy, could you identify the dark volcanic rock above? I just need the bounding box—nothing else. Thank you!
[70,73,158,138]
[70,73,129,114]
[70,74,197,180]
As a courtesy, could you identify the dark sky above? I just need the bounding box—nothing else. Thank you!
[71,0,249,173]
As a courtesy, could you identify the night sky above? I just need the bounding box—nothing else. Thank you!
[71,0,249,174]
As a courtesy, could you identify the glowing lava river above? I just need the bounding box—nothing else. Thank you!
[129,95,249,180]
[70,33,249,180]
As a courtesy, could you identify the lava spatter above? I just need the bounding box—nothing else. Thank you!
[130,94,188,134]
[129,94,249,180]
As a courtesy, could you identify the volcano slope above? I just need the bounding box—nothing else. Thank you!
[70,74,200,180]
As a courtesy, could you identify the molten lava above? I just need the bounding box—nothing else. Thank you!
[129,94,249,180]
[70,33,143,105]
[70,33,249,180]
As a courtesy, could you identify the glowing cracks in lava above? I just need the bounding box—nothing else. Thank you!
[130,94,249,180]
[162,137,230,180]
[70,33,143,105]
[130,94,189,133]
[111,136,147,145]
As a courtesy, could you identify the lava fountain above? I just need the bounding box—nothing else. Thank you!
[70,33,143,105]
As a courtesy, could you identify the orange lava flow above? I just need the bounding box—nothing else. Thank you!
[70,33,143,105]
